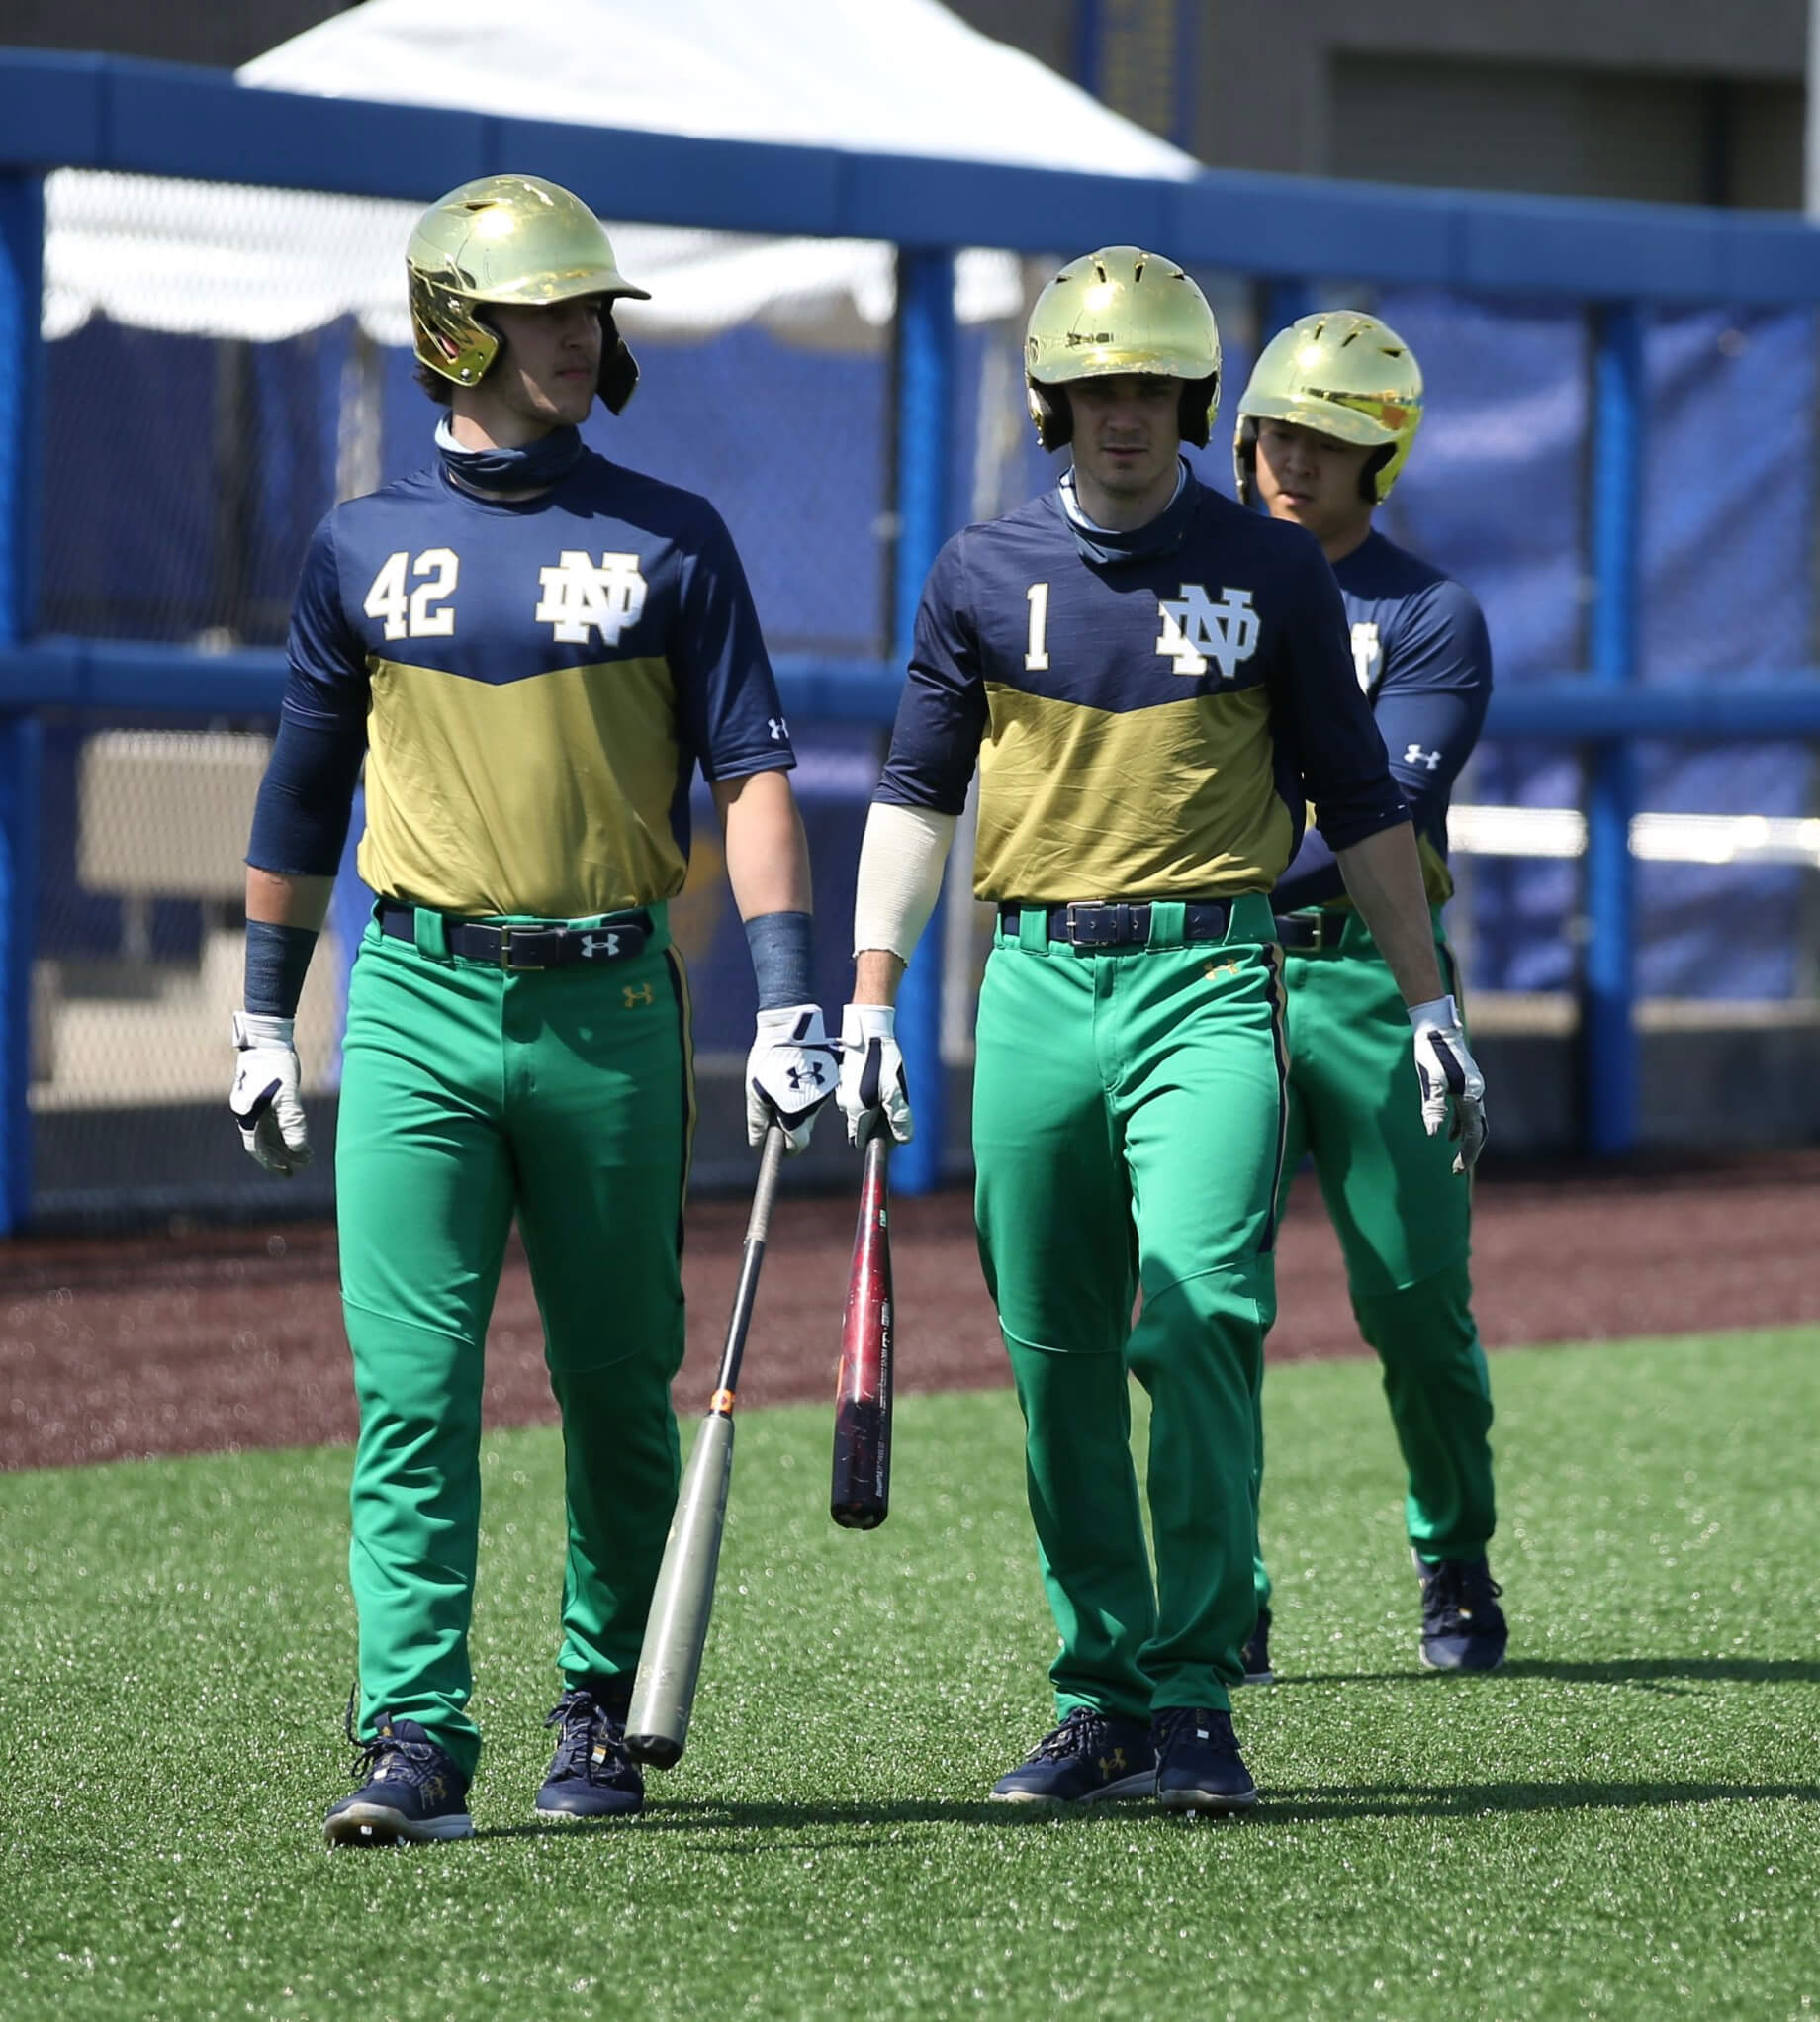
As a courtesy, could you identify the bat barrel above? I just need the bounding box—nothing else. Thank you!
[624,1402,736,1766]
[830,1133,893,1529]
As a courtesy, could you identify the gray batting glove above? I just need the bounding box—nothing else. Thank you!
[746,1004,837,1155]
[1410,995,1487,1175]
[229,1010,313,1177]
[837,1003,913,1148]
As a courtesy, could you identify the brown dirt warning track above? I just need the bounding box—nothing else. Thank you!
[4,1150,1819,1473]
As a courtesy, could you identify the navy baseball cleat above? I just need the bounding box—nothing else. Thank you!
[1153,1707,1258,1817]
[323,1713,473,1848]
[1413,1551,1508,1671]
[1238,1607,1274,1686]
[536,1684,645,1820]
[989,1706,1155,1803]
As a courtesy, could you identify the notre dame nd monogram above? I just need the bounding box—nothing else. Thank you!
[1155,585,1260,681]
[535,552,649,646]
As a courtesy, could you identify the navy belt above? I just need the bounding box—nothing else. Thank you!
[1272,911,1351,953]
[377,901,652,970]
[999,899,1233,948]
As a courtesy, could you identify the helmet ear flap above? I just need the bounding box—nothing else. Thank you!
[1176,373,1220,451]
[1361,443,1395,503]
[598,310,639,414]
[1233,416,1260,506]
[1027,381,1070,451]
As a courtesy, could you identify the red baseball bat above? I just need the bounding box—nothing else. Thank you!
[831,1132,893,1529]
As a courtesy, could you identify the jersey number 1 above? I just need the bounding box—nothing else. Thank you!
[1025,583,1050,671]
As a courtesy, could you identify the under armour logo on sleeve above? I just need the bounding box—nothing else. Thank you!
[1403,744,1443,771]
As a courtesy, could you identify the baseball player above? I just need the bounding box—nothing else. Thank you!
[835,249,1486,1815]
[229,175,834,1846]
[1233,311,1505,1679]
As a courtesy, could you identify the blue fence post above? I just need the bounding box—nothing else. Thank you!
[890,247,956,1194]
[0,170,44,1236]
[1585,302,1644,1155]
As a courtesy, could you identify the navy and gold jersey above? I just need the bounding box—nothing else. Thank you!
[279,450,794,918]
[877,471,1408,902]
[1274,529,1493,913]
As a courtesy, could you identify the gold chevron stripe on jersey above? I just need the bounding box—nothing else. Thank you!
[1234,311,1423,504]
[970,683,1295,902]
[1024,246,1223,451]
[408,173,650,407]
[357,654,689,919]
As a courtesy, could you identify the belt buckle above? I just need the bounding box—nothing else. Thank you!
[495,925,544,972]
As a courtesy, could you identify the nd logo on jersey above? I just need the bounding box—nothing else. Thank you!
[536,551,649,646]
[1350,621,1383,693]
[1155,586,1260,680]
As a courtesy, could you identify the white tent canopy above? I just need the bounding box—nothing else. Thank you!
[46,0,1198,348]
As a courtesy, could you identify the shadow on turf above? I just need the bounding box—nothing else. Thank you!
[457,1777,1820,1843]
[469,1798,1194,1841]
[1271,1657,1820,1693]
[1258,1779,1820,1821]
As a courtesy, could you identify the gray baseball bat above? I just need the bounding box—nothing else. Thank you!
[624,1121,787,1769]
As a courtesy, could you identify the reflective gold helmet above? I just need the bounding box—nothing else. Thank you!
[1024,246,1222,451]
[407,173,651,412]
[1233,310,1423,505]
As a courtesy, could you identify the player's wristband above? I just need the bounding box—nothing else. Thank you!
[1408,994,1461,1031]
[744,910,814,1011]
[243,919,318,1019]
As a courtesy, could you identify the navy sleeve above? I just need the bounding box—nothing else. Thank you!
[876,534,988,815]
[1270,538,1408,852]
[672,503,795,782]
[280,513,371,732]
[246,716,367,876]
[248,514,369,875]
[1372,581,1493,848]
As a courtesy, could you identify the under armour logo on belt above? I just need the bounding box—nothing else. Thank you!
[580,932,620,960]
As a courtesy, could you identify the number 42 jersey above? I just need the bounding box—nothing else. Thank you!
[282,450,795,920]
[877,470,1409,903]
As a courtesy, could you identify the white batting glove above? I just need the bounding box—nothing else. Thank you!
[1410,995,1487,1175]
[837,1003,914,1148]
[746,1004,837,1155]
[229,1011,313,1177]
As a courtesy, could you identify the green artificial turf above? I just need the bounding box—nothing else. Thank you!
[3,1328,1817,2022]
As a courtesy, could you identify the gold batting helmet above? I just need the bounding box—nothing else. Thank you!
[407,173,651,412]
[1024,246,1222,452]
[1233,310,1423,505]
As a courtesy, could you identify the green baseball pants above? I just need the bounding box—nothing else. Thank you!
[1254,909,1496,1612]
[334,904,693,1778]
[973,893,1287,1722]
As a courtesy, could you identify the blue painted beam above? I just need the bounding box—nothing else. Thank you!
[886,249,956,1196]
[11,52,1820,304]
[6,638,1820,740]
[0,170,44,1235]
[1583,304,1646,1158]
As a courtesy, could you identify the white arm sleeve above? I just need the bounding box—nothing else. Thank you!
[852,801,957,962]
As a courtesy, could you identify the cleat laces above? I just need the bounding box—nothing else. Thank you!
[340,1689,447,1798]
[544,1689,633,1785]
[1026,1707,1118,1762]
[1422,1560,1502,1637]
